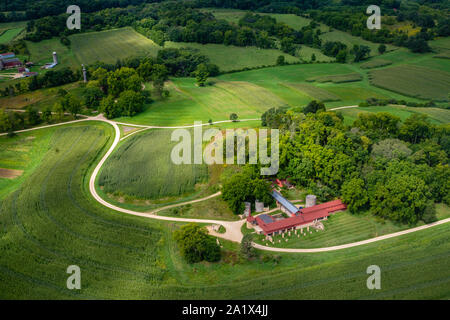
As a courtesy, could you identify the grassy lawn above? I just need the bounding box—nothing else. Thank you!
[0,122,449,299]
[26,37,80,69]
[70,27,161,65]
[250,206,450,249]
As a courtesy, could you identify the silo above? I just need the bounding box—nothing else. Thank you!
[53,52,58,65]
[305,195,317,208]
[82,64,87,82]
[255,200,264,213]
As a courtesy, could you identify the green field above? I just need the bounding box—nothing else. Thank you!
[165,41,301,71]
[0,28,24,44]
[369,65,450,102]
[115,61,447,127]
[98,129,209,205]
[336,105,450,125]
[70,27,161,65]
[0,122,449,299]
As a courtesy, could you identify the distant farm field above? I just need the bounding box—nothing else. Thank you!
[0,28,24,44]
[70,27,161,65]
[165,41,300,71]
[98,129,209,203]
[369,65,450,101]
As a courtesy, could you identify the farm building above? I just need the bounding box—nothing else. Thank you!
[247,195,346,236]
[0,52,23,70]
[271,190,300,216]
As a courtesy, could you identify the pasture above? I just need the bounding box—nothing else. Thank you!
[369,65,450,102]
[98,128,209,206]
[70,27,161,65]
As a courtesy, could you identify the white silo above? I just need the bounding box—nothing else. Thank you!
[53,52,58,65]
[305,195,317,208]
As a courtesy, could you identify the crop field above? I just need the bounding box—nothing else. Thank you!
[70,27,161,65]
[369,65,450,101]
[98,129,209,204]
[283,83,340,102]
[164,41,300,71]
[0,122,449,299]
[337,106,450,125]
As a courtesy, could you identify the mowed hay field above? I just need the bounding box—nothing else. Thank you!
[164,41,300,71]
[0,122,449,299]
[369,65,450,101]
[115,78,288,125]
[70,27,161,65]
[98,129,209,203]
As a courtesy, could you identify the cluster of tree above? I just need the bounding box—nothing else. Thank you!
[222,165,274,214]
[0,68,79,97]
[321,41,371,62]
[87,66,149,119]
[173,223,221,263]
[259,102,449,225]
[3,0,156,21]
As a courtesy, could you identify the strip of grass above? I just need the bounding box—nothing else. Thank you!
[283,83,340,102]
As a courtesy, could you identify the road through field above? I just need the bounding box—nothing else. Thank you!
[2,112,449,251]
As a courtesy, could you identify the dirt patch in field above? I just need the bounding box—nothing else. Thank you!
[0,168,23,179]
[122,126,138,133]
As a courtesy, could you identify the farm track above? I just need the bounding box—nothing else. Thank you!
[2,113,449,252]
